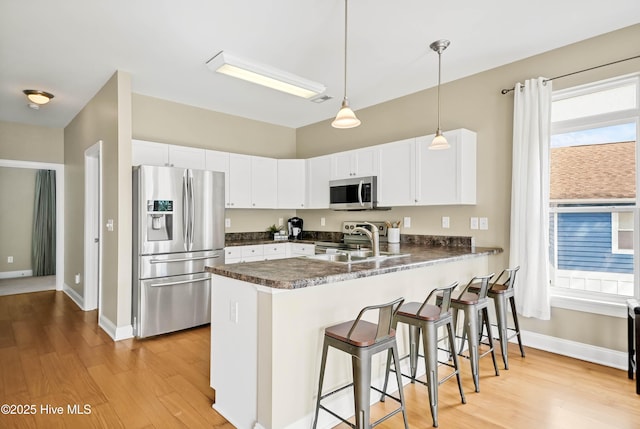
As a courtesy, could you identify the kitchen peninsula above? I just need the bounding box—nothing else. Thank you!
[207,242,501,429]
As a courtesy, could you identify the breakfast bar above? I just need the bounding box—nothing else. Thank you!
[207,243,501,429]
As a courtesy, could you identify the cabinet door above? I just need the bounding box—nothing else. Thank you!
[377,138,416,207]
[277,159,306,209]
[228,154,252,208]
[416,129,476,205]
[132,140,169,166]
[331,152,354,179]
[353,148,379,177]
[168,145,206,169]
[251,156,277,208]
[331,148,379,179]
[206,150,230,206]
[306,155,332,209]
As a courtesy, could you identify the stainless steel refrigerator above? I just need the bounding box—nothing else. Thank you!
[132,165,225,338]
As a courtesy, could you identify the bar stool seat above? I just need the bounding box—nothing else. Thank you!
[381,282,465,427]
[469,266,524,369]
[312,298,409,429]
[451,274,500,392]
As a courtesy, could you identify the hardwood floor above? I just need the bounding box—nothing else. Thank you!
[1,290,639,429]
[0,290,233,429]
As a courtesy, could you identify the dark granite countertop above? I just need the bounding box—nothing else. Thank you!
[207,243,502,290]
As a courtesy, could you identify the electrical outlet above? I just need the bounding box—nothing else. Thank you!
[403,217,411,228]
[225,218,231,228]
[106,219,114,232]
[442,216,450,229]
[278,217,283,227]
[7,256,13,263]
[320,217,326,226]
[470,217,479,230]
[479,217,489,230]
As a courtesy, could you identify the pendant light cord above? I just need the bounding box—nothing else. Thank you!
[436,48,442,132]
[343,0,348,100]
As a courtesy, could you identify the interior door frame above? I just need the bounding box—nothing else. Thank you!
[84,141,103,313]
[0,159,64,290]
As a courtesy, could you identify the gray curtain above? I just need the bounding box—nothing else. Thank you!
[32,170,56,276]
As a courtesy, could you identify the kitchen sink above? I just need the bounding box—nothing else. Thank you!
[306,251,409,264]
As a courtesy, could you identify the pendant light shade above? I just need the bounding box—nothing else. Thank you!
[332,0,360,129]
[429,39,450,150]
[332,98,361,128]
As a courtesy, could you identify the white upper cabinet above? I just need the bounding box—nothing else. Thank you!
[305,155,332,209]
[168,144,206,169]
[251,156,278,208]
[277,159,306,209]
[330,147,379,180]
[415,129,477,205]
[132,140,169,166]
[377,138,417,207]
[132,140,205,169]
[205,150,230,206]
[228,154,253,208]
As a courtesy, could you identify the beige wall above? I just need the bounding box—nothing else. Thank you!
[64,71,132,330]
[132,94,298,233]
[0,120,64,163]
[296,24,640,351]
[0,167,36,273]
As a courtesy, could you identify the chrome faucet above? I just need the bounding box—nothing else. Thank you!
[350,222,380,257]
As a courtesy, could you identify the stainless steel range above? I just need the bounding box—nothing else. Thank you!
[315,221,388,253]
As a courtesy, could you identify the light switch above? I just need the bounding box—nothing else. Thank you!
[470,217,479,230]
[320,217,326,226]
[229,301,239,324]
[479,217,489,230]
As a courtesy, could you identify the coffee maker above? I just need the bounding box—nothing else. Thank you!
[288,217,303,240]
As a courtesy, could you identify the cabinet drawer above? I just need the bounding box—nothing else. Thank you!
[241,245,264,258]
[264,243,287,257]
[225,247,242,260]
[289,243,315,256]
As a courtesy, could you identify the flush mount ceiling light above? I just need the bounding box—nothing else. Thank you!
[206,51,326,99]
[429,39,450,150]
[23,89,54,106]
[332,0,360,129]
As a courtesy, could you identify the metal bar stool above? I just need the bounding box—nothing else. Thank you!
[627,298,640,394]
[312,298,409,429]
[451,273,499,392]
[470,266,525,369]
[380,282,466,427]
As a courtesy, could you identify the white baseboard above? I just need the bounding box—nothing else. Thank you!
[518,329,627,370]
[63,282,85,310]
[99,314,134,341]
[0,270,33,279]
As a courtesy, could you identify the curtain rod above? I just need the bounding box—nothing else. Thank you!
[500,54,640,95]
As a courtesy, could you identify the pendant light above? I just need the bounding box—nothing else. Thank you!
[429,39,450,149]
[332,0,361,129]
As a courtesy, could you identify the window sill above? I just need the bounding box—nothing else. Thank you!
[550,292,628,318]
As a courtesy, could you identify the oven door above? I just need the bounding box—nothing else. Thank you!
[329,177,375,210]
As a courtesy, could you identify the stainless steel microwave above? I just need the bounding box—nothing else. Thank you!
[329,176,379,210]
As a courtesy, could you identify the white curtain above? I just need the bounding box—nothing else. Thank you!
[510,77,552,320]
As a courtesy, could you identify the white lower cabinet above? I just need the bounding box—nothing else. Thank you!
[224,243,315,264]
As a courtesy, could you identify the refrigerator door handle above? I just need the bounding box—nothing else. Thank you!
[150,277,210,288]
[188,171,195,251]
[150,255,220,264]
[182,171,189,251]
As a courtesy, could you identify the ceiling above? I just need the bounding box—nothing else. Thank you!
[1,1,638,130]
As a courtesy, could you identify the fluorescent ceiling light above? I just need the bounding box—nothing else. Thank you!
[206,51,326,99]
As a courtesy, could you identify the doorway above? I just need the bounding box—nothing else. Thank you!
[84,141,102,313]
[0,159,64,292]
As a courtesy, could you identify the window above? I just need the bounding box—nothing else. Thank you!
[549,74,640,312]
